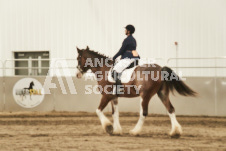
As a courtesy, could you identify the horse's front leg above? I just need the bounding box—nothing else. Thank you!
[111,98,122,135]
[96,96,113,135]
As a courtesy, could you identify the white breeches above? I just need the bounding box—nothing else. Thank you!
[113,58,136,73]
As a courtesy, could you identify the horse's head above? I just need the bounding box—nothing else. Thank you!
[30,81,34,87]
[76,46,90,78]
[76,46,114,78]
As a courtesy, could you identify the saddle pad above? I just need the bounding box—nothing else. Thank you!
[108,66,138,83]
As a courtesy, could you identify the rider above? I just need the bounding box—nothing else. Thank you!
[112,24,140,95]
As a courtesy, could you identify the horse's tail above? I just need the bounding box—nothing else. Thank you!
[161,66,197,96]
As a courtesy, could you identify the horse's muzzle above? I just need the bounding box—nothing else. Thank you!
[76,72,82,79]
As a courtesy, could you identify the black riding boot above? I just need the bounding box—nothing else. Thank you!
[112,70,124,95]
[116,72,124,94]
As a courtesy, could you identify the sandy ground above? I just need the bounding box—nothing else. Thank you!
[0,112,225,151]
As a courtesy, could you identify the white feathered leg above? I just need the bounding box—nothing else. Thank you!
[96,109,113,134]
[130,98,145,136]
[112,99,122,135]
[168,112,182,137]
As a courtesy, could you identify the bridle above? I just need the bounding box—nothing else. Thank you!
[77,54,85,74]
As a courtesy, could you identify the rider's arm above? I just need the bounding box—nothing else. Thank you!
[113,39,128,60]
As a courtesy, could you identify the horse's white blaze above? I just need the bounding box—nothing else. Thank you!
[130,98,145,135]
[168,112,182,136]
[96,109,112,131]
[112,104,122,134]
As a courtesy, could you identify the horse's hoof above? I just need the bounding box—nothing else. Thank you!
[129,129,140,136]
[113,129,122,135]
[170,133,181,138]
[105,124,113,135]
[169,126,182,138]
[113,132,122,135]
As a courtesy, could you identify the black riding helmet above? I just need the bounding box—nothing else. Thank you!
[125,24,135,34]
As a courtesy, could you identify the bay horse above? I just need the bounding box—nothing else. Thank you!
[76,46,196,137]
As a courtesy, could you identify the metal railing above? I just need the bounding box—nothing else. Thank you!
[167,57,226,116]
[1,58,166,76]
[167,57,226,77]
[3,59,51,76]
[1,57,226,76]
[3,59,77,76]
[167,57,226,68]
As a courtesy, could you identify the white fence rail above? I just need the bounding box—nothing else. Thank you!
[167,57,226,77]
[1,58,166,76]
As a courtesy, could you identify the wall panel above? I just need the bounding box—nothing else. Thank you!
[0,0,225,76]
[1,76,225,116]
[0,77,3,111]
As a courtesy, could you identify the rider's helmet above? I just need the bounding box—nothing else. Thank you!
[125,25,135,34]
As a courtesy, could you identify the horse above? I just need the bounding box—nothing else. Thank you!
[76,46,196,137]
[22,81,34,101]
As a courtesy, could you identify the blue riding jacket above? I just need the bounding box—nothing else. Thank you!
[113,35,140,60]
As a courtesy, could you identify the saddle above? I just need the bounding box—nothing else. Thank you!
[108,60,139,84]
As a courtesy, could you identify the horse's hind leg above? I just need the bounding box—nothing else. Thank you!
[111,98,122,135]
[157,85,182,138]
[96,96,113,135]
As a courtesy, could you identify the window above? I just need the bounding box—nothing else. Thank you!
[14,51,49,76]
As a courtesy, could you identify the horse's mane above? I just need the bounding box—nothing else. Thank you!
[86,49,110,60]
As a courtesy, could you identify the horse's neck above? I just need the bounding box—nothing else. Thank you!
[91,65,111,75]
[88,56,113,84]
[89,58,113,74]
[29,84,33,89]
[90,65,112,85]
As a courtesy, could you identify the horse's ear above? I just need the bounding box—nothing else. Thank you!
[86,46,89,50]
[77,47,83,54]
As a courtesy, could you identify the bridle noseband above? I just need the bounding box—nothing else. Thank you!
[77,55,85,74]
[77,65,84,74]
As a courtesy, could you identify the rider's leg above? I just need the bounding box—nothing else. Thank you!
[113,58,136,73]
[116,72,124,93]
[112,71,124,95]
[112,59,136,95]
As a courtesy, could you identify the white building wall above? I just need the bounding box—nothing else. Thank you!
[0,0,226,76]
